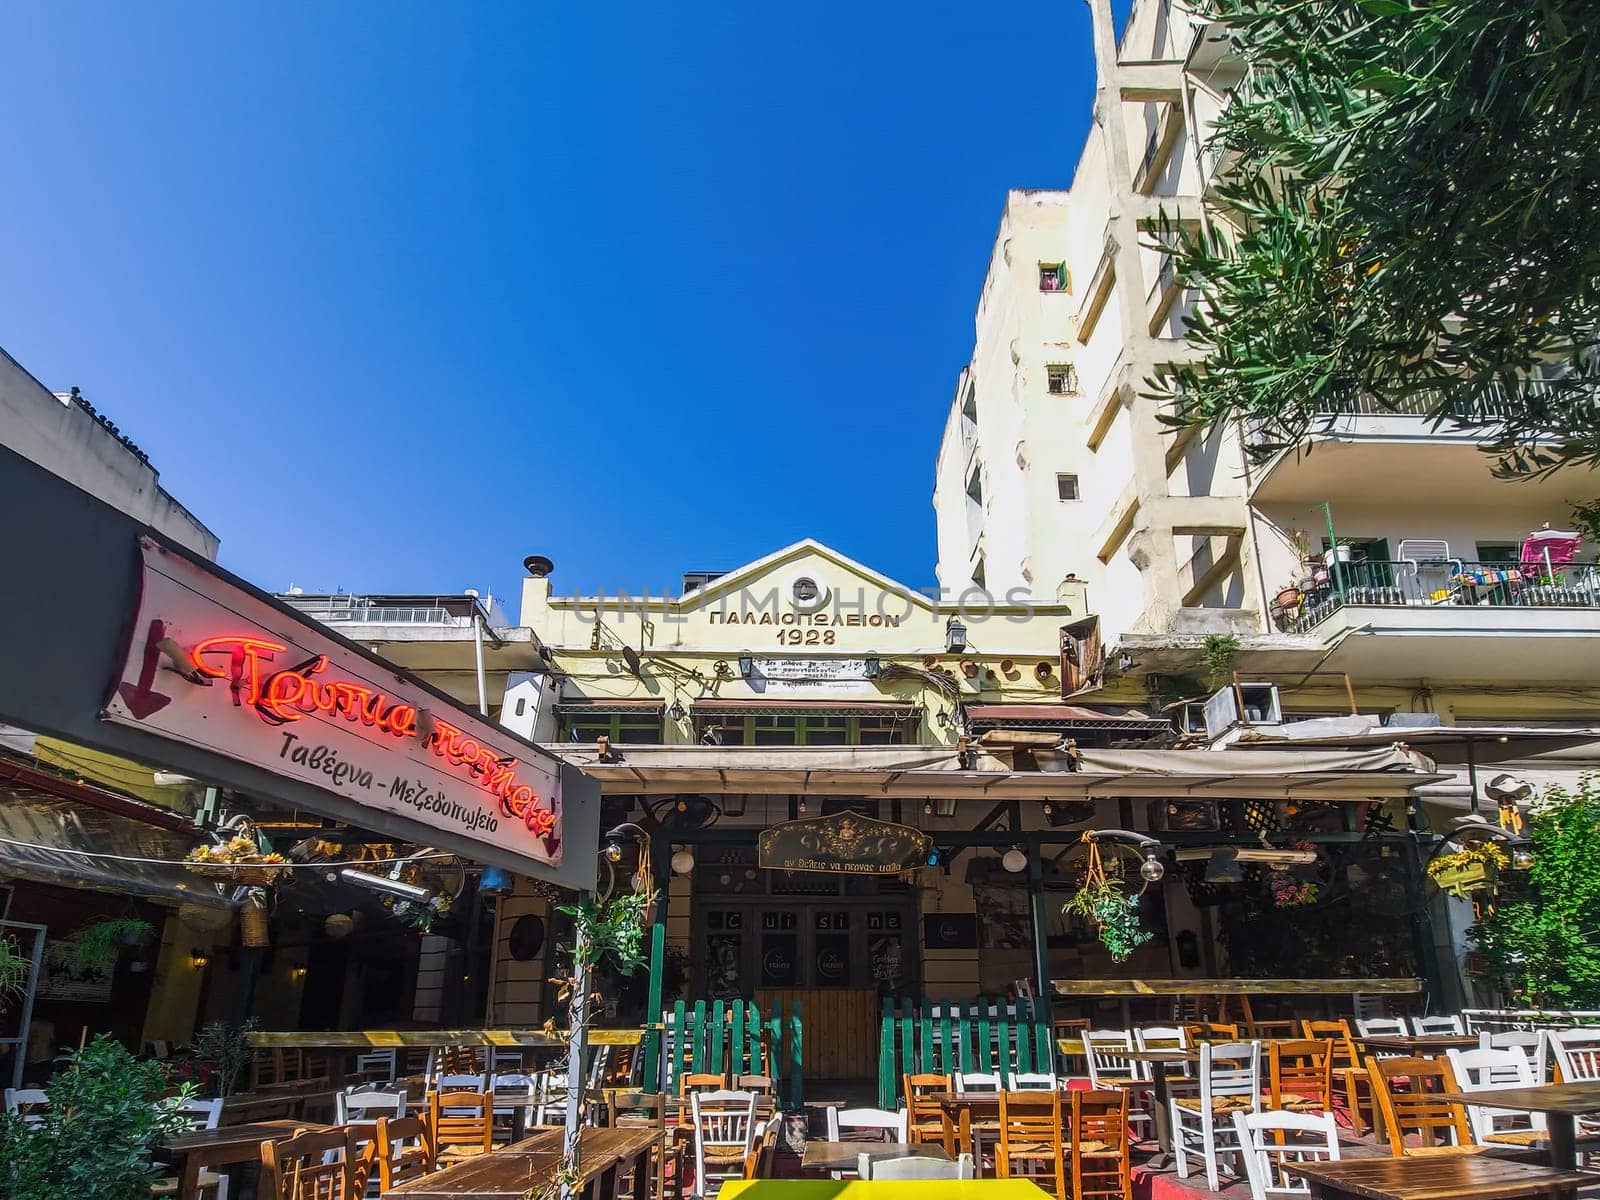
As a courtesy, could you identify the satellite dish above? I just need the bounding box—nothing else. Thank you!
[621,646,642,677]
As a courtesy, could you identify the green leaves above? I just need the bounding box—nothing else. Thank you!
[1154,0,1600,477]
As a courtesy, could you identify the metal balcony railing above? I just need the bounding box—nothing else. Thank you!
[1285,559,1600,634]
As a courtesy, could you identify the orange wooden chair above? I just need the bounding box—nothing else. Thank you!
[996,1090,1066,1197]
[1302,1018,1372,1133]
[1269,1039,1334,1114]
[1367,1056,1482,1157]
[260,1126,359,1200]
[429,1088,496,1162]
[372,1115,435,1192]
[677,1072,726,1096]
[903,1072,952,1147]
[1072,1089,1133,1200]
[1185,1021,1240,1043]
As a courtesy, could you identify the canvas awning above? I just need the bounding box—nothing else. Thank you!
[1229,717,1600,763]
[548,742,1442,801]
[965,704,1173,736]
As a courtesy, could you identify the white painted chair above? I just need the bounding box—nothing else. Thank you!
[336,1085,407,1123]
[489,1073,538,1136]
[952,1071,1004,1093]
[1411,1015,1466,1036]
[1446,1046,1544,1148]
[1083,1030,1139,1088]
[1172,1040,1261,1193]
[826,1106,909,1141]
[1489,1030,1548,1080]
[3,1088,47,1127]
[1356,1017,1407,1037]
[1010,1072,1058,1091]
[689,1090,757,1197]
[1549,1031,1600,1138]
[1136,1024,1194,1079]
[1231,1110,1339,1200]
[860,1152,975,1180]
[354,1049,398,1083]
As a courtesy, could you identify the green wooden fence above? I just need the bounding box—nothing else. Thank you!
[877,997,1053,1108]
[660,998,804,1108]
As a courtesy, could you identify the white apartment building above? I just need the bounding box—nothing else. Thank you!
[935,0,1600,726]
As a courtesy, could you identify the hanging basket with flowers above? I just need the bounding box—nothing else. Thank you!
[186,835,289,886]
[1427,842,1509,899]
[1063,834,1154,962]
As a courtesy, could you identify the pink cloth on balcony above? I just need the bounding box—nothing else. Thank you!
[1520,528,1582,572]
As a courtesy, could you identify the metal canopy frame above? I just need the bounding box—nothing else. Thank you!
[0,919,46,1091]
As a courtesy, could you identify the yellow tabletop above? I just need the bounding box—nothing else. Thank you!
[718,1182,1051,1200]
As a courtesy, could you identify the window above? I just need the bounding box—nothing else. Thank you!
[559,710,664,744]
[702,713,916,746]
[1057,473,1080,501]
[1047,364,1079,395]
[1039,263,1068,293]
[972,557,986,590]
[966,470,983,505]
[1477,542,1519,564]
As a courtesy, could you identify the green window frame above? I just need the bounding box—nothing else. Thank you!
[558,710,663,744]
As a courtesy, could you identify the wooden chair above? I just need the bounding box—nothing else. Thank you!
[1301,1018,1372,1133]
[732,1074,774,1094]
[1238,995,1298,1040]
[260,1127,359,1200]
[1072,1089,1133,1200]
[335,1086,406,1123]
[1171,1040,1260,1192]
[429,1088,496,1162]
[1446,1046,1545,1148]
[741,1119,779,1180]
[996,1090,1066,1197]
[610,1091,675,1200]
[677,1071,726,1096]
[689,1090,757,1197]
[1231,1110,1340,1200]
[371,1116,435,1193]
[826,1106,908,1143]
[152,1098,228,1200]
[902,1072,951,1146]
[1366,1056,1481,1157]
[1269,1040,1333,1114]
[1412,1015,1466,1036]
[1185,1021,1241,1043]
[861,1153,974,1179]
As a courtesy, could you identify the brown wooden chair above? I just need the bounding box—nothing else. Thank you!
[260,1126,359,1200]
[902,1072,952,1147]
[1302,1018,1373,1133]
[677,1071,726,1096]
[429,1088,496,1162]
[996,1090,1066,1196]
[1269,1039,1334,1113]
[372,1115,435,1192]
[1185,1021,1240,1043]
[732,1074,774,1095]
[741,1119,779,1180]
[610,1091,675,1200]
[1071,1089,1132,1200]
[1367,1055,1483,1158]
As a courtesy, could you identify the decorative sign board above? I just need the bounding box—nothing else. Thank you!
[758,810,931,875]
[103,538,566,873]
[37,940,113,1002]
[749,658,875,694]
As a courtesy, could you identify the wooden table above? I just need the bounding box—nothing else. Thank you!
[381,1125,661,1199]
[802,1141,952,1175]
[1358,1034,1482,1055]
[220,1081,339,1124]
[718,1181,1052,1200]
[163,1120,320,1200]
[1288,1155,1590,1199]
[1438,1081,1600,1170]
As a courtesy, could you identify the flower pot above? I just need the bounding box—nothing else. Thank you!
[1275,587,1303,608]
[1431,861,1489,898]
[1324,545,1353,566]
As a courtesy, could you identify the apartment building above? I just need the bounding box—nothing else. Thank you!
[935,0,1600,732]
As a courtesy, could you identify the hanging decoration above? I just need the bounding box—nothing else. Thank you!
[1062,832,1153,962]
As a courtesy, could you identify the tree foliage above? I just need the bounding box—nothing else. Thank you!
[1156,0,1600,477]
[1467,779,1600,1007]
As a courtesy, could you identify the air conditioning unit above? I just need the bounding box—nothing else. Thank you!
[1203,683,1283,739]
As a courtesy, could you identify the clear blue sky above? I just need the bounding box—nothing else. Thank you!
[1,4,1097,607]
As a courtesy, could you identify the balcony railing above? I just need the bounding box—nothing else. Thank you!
[1284,559,1600,634]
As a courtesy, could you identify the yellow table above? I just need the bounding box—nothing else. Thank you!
[717,1182,1051,1200]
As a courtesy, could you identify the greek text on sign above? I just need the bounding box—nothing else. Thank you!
[103,539,562,864]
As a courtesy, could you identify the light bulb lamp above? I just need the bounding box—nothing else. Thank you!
[1082,828,1167,884]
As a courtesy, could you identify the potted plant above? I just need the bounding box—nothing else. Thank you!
[66,918,154,968]
[1323,538,1356,566]
[1428,842,1509,898]
[1274,583,1303,609]
[185,835,288,886]
[0,933,29,1014]
[1062,837,1154,962]
[186,1019,259,1098]
[0,1035,195,1200]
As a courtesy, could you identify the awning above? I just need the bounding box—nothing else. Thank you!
[553,699,666,714]
[691,699,922,718]
[965,704,1173,735]
[0,780,233,908]
[547,742,1443,801]
[1230,717,1600,763]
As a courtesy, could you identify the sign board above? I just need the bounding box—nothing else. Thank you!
[757,810,931,875]
[103,538,566,873]
[38,940,114,1002]
[749,658,875,694]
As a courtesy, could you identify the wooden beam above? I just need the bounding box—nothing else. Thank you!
[246,1028,650,1049]
[1048,977,1421,997]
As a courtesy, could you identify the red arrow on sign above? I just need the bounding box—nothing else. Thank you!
[118,618,174,719]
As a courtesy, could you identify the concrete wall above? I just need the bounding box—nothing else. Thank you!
[0,345,219,558]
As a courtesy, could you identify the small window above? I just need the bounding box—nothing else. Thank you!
[966,470,983,505]
[1047,364,1079,395]
[972,558,986,590]
[1057,474,1080,501]
[1038,263,1068,293]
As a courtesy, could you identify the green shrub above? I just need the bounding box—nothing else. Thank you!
[0,1036,194,1200]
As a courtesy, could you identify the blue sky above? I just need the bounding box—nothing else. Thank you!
[1,4,1096,606]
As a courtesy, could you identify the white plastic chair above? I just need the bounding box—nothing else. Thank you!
[1232,1110,1339,1200]
[336,1085,407,1123]
[860,1152,975,1180]
[3,1088,47,1127]
[1172,1040,1261,1193]
[952,1071,1004,1093]
[1446,1046,1544,1147]
[1010,1072,1058,1090]
[826,1106,909,1141]
[689,1090,757,1197]
[158,1098,228,1199]
[1411,1015,1466,1036]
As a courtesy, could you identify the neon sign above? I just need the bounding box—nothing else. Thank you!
[190,634,556,837]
